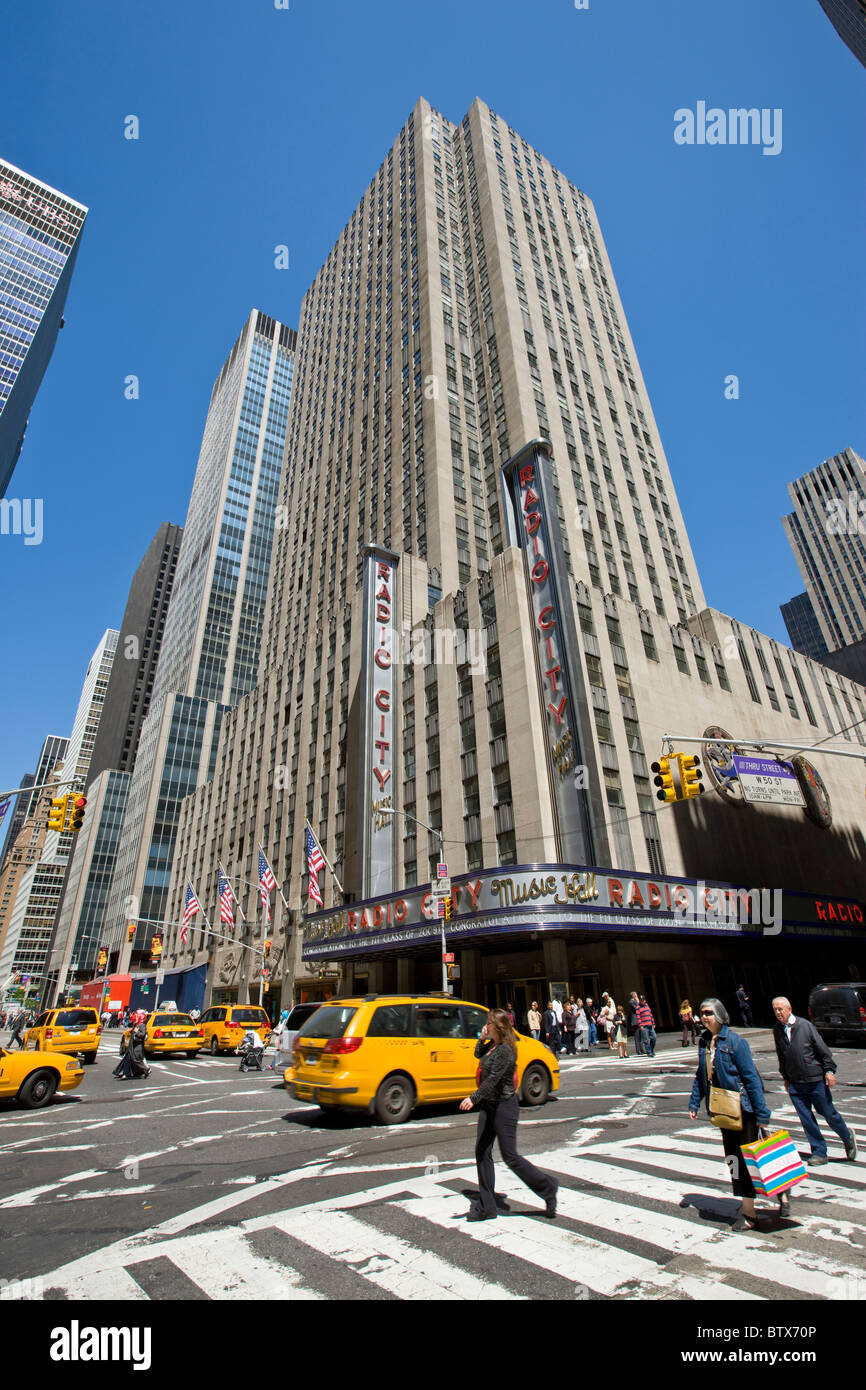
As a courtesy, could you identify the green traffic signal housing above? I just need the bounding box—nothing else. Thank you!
[47,793,69,832]
[679,754,704,800]
[651,757,676,803]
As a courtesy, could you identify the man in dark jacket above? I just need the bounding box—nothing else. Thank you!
[9,1011,28,1048]
[542,1001,560,1055]
[772,996,856,1165]
[736,984,753,1027]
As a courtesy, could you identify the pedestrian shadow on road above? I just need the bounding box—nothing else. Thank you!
[679,1192,743,1225]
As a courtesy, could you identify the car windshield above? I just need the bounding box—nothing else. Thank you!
[297,1005,357,1040]
[55,1011,97,1028]
[231,1009,269,1024]
[153,1014,193,1026]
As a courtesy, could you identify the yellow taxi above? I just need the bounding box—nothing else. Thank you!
[0,1046,85,1108]
[120,1011,204,1058]
[198,1004,272,1055]
[25,1007,102,1064]
[284,995,560,1124]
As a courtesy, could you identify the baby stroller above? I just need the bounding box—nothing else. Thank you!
[238,1030,265,1072]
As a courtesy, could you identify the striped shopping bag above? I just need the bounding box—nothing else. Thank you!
[740,1129,808,1197]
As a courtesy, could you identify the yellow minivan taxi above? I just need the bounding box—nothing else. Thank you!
[120,1012,204,1058]
[284,995,559,1124]
[25,1007,102,1064]
[0,1046,85,1108]
[198,1004,272,1055]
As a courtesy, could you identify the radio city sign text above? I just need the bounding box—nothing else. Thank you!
[371,559,394,793]
[303,867,862,948]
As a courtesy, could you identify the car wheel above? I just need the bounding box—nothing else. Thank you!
[373,1074,414,1124]
[185,1052,197,1059]
[83,1053,96,1065]
[17,1070,58,1109]
[520,1062,550,1106]
[209,1036,219,1055]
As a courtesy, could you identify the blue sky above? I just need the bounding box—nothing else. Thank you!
[1,0,864,835]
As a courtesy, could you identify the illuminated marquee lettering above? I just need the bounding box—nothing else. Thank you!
[362,548,399,895]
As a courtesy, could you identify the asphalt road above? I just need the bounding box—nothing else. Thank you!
[1,1028,865,1304]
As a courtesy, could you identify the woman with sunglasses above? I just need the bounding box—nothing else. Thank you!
[688,996,784,1229]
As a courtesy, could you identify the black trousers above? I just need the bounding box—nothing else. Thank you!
[474,1094,556,1215]
[720,1112,759,1198]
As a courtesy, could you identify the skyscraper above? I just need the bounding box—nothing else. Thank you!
[45,524,183,993]
[781,592,830,663]
[0,160,87,496]
[102,313,296,966]
[167,98,866,1021]
[0,734,68,874]
[782,448,866,652]
[0,632,116,992]
[816,0,866,68]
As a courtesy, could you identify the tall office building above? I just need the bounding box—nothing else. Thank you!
[0,734,68,874]
[45,525,183,993]
[0,160,87,496]
[0,767,67,999]
[0,632,116,992]
[782,448,866,652]
[102,313,296,966]
[167,98,866,1023]
[817,0,866,68]
[781,592,830,663]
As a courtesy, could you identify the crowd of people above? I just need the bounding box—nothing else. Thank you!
[523,991,667,1058]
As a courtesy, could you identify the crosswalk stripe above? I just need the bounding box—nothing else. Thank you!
[49,1267,152,1301]
[133,1229,321,1300]
[642,1133,866,1204]
[636,1269,765,1301]
[271,1206,519,1299]
[397,1190,658,1296]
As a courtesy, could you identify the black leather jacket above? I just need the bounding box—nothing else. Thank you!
[469,1039,517,1107]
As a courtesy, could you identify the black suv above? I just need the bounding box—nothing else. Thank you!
[809,982,866,1045]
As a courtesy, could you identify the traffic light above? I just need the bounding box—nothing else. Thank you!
[444,898,452,920]
[651,758,676,804]
[263,939,272,960]
[68,795,87,832]
[150,933,163,964]
[127,923,136,944]
[47,794,68,832]
[679,754,704,800]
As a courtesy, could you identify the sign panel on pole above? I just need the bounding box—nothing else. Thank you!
[437,863,448,879]
[436,900,446,918]
[732,755,806,807]
[442,952,454,963]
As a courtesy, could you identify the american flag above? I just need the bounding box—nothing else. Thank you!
[218,867,234,929]
[181,883,200,944]
[306,827,325,907]
[0,798,10,824]
[258,848,276,922]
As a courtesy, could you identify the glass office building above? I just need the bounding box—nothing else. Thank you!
[103,313,296,962]
[0,160,87,496]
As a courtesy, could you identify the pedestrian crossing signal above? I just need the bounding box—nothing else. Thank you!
[679,754,704,800]
[651,758,676,803]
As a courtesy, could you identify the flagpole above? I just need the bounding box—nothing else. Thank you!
[305,818,344,896]
[259,843,291,915]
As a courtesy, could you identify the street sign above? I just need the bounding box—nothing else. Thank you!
[435,877,451,896]
[732,755,806,807]
[155,968,165,985]
[437,862,448,879]
[436,900,446,918]
[442,952,454,963]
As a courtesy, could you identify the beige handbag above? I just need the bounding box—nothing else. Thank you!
[706,1046,743,1130]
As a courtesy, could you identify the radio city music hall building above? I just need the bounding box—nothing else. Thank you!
[162,98,866,1028]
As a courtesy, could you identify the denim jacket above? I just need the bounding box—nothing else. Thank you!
[688,1025,771,1124]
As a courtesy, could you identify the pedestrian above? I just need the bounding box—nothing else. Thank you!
[627,991,644,1054]
[736,984,753,1028]
[772,996,857,1166]
[269,1009,290,1071]
[615,1006,629,1059]
[526,1001,542,1041]
[689,997,780,1229]
[636,996,656,1057]
[575,999,589,1052]
[542,1000,560,1055]
[550,995,563,1050]
[561,1000,576,1054]
[459,1007,558,1221]
[505,1001,515,1027]
[113,1011,151,1081]
[601,992,617,1051]
[679,999,698,1045]
[9,1011,27,1049]
[585,997,598,1047]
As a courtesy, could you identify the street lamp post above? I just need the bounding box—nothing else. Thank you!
[377,808,448,995]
